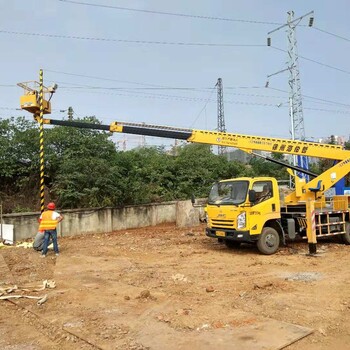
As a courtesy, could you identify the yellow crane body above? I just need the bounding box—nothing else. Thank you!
[37,118,350,254]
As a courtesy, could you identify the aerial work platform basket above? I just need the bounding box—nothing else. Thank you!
[17,81,53,115]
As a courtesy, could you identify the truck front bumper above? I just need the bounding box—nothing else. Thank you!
[205,228,259,243]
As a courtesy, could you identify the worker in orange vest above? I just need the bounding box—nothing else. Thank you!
[38,202,64,257]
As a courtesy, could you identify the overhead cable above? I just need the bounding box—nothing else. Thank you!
[58,0,282,25]
[313,27,350,43]
[56,88,350,113]
[190,86,217,127]
[270,46,350,75]
[0,30,264,47]
[267,87,350,109]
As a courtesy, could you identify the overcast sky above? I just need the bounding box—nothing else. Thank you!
[1,0,349,149]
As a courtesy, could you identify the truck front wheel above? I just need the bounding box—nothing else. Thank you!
[342,222,350,245]
[257,227,280,255]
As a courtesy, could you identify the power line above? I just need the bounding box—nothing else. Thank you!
[46,70,173,88]
[303,106,350,114]
[55,82,350,109]
[313,27,350,43]
[57,83,288,100]
[49,79,267,92]
[267,87,350,109]
[0,107,21,111]
[44,71,350,109]
[225,86,263,89]
[0,30,264,47]
[51,84,285,105]
[61,86,217,103]
[59,85,203,91]
[0,106,62,113]
[271,46,350,75]
[190,86,216,128]
[58,84,282,105]
[3,77,350,110]
[56,88,350,114]
[46,72,272,91]
[58,0,282,25]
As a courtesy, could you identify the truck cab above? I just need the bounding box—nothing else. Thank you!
[205,177,282,254]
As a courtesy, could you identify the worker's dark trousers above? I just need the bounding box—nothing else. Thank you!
[42,229,59,255]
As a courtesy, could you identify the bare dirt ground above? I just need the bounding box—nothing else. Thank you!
[0,223,350,350]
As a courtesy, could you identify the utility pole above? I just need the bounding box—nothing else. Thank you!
[68,106,74,121]
[267,11,314,182]
[216,78,226,155]
[17,73,58,212]
[141,122,146,147]
[173,139,179,156]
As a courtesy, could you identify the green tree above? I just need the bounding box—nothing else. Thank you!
[344,140,350,150]
[45,117,121,208]
[248,155,289,180]
[117,146,174,204]
[170,144,245,199]
[0,116,40,212]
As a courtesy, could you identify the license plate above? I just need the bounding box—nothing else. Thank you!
[216,231,226,237]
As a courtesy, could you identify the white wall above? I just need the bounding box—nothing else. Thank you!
[2,201,204,242]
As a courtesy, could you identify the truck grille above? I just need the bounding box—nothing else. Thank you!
[211,219,235,228]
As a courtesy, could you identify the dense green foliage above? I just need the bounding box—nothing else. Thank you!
[1,116,332,213]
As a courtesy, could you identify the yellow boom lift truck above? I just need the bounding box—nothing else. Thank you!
[18,79,349,255]
[33,118,350,255]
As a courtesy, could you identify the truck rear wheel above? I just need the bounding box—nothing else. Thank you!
[342,222,350,245]
[257,227,280,255]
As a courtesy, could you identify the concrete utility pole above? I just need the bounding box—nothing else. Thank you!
[216,78,226,155]
[140,122,146,148]
[68,106,74,121]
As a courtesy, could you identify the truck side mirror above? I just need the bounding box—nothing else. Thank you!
[248,189,256,203]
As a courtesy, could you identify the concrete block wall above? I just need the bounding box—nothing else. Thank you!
[1,200,203,242]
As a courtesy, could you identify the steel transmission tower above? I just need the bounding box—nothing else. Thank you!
[268,11,314,181]
[216,78,226,155]
[287,11,305,142]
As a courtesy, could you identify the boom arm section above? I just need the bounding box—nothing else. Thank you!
[187,130,349,161]
[285,157,350,203]
[111,122,350,161]
[44,118,350,161]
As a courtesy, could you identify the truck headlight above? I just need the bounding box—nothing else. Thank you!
[237,212,246,229]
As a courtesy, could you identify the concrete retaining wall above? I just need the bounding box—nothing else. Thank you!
[1,200,204,242]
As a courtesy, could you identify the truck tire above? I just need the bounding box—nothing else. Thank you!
[225,240,241,249]
[257,227,280,255]
[342,222,350,245]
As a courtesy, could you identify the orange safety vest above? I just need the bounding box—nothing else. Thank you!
[38,210,59,231]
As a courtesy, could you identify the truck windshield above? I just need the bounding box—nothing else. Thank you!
[208,181,249,205]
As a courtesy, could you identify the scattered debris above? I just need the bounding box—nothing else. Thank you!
[171,273,189,283]
[282,272,323,282]
[176,308,191,315]
[0,280,56,305]
[138,290,150,299]
[196,323,210,331]
[318,328,327,336]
